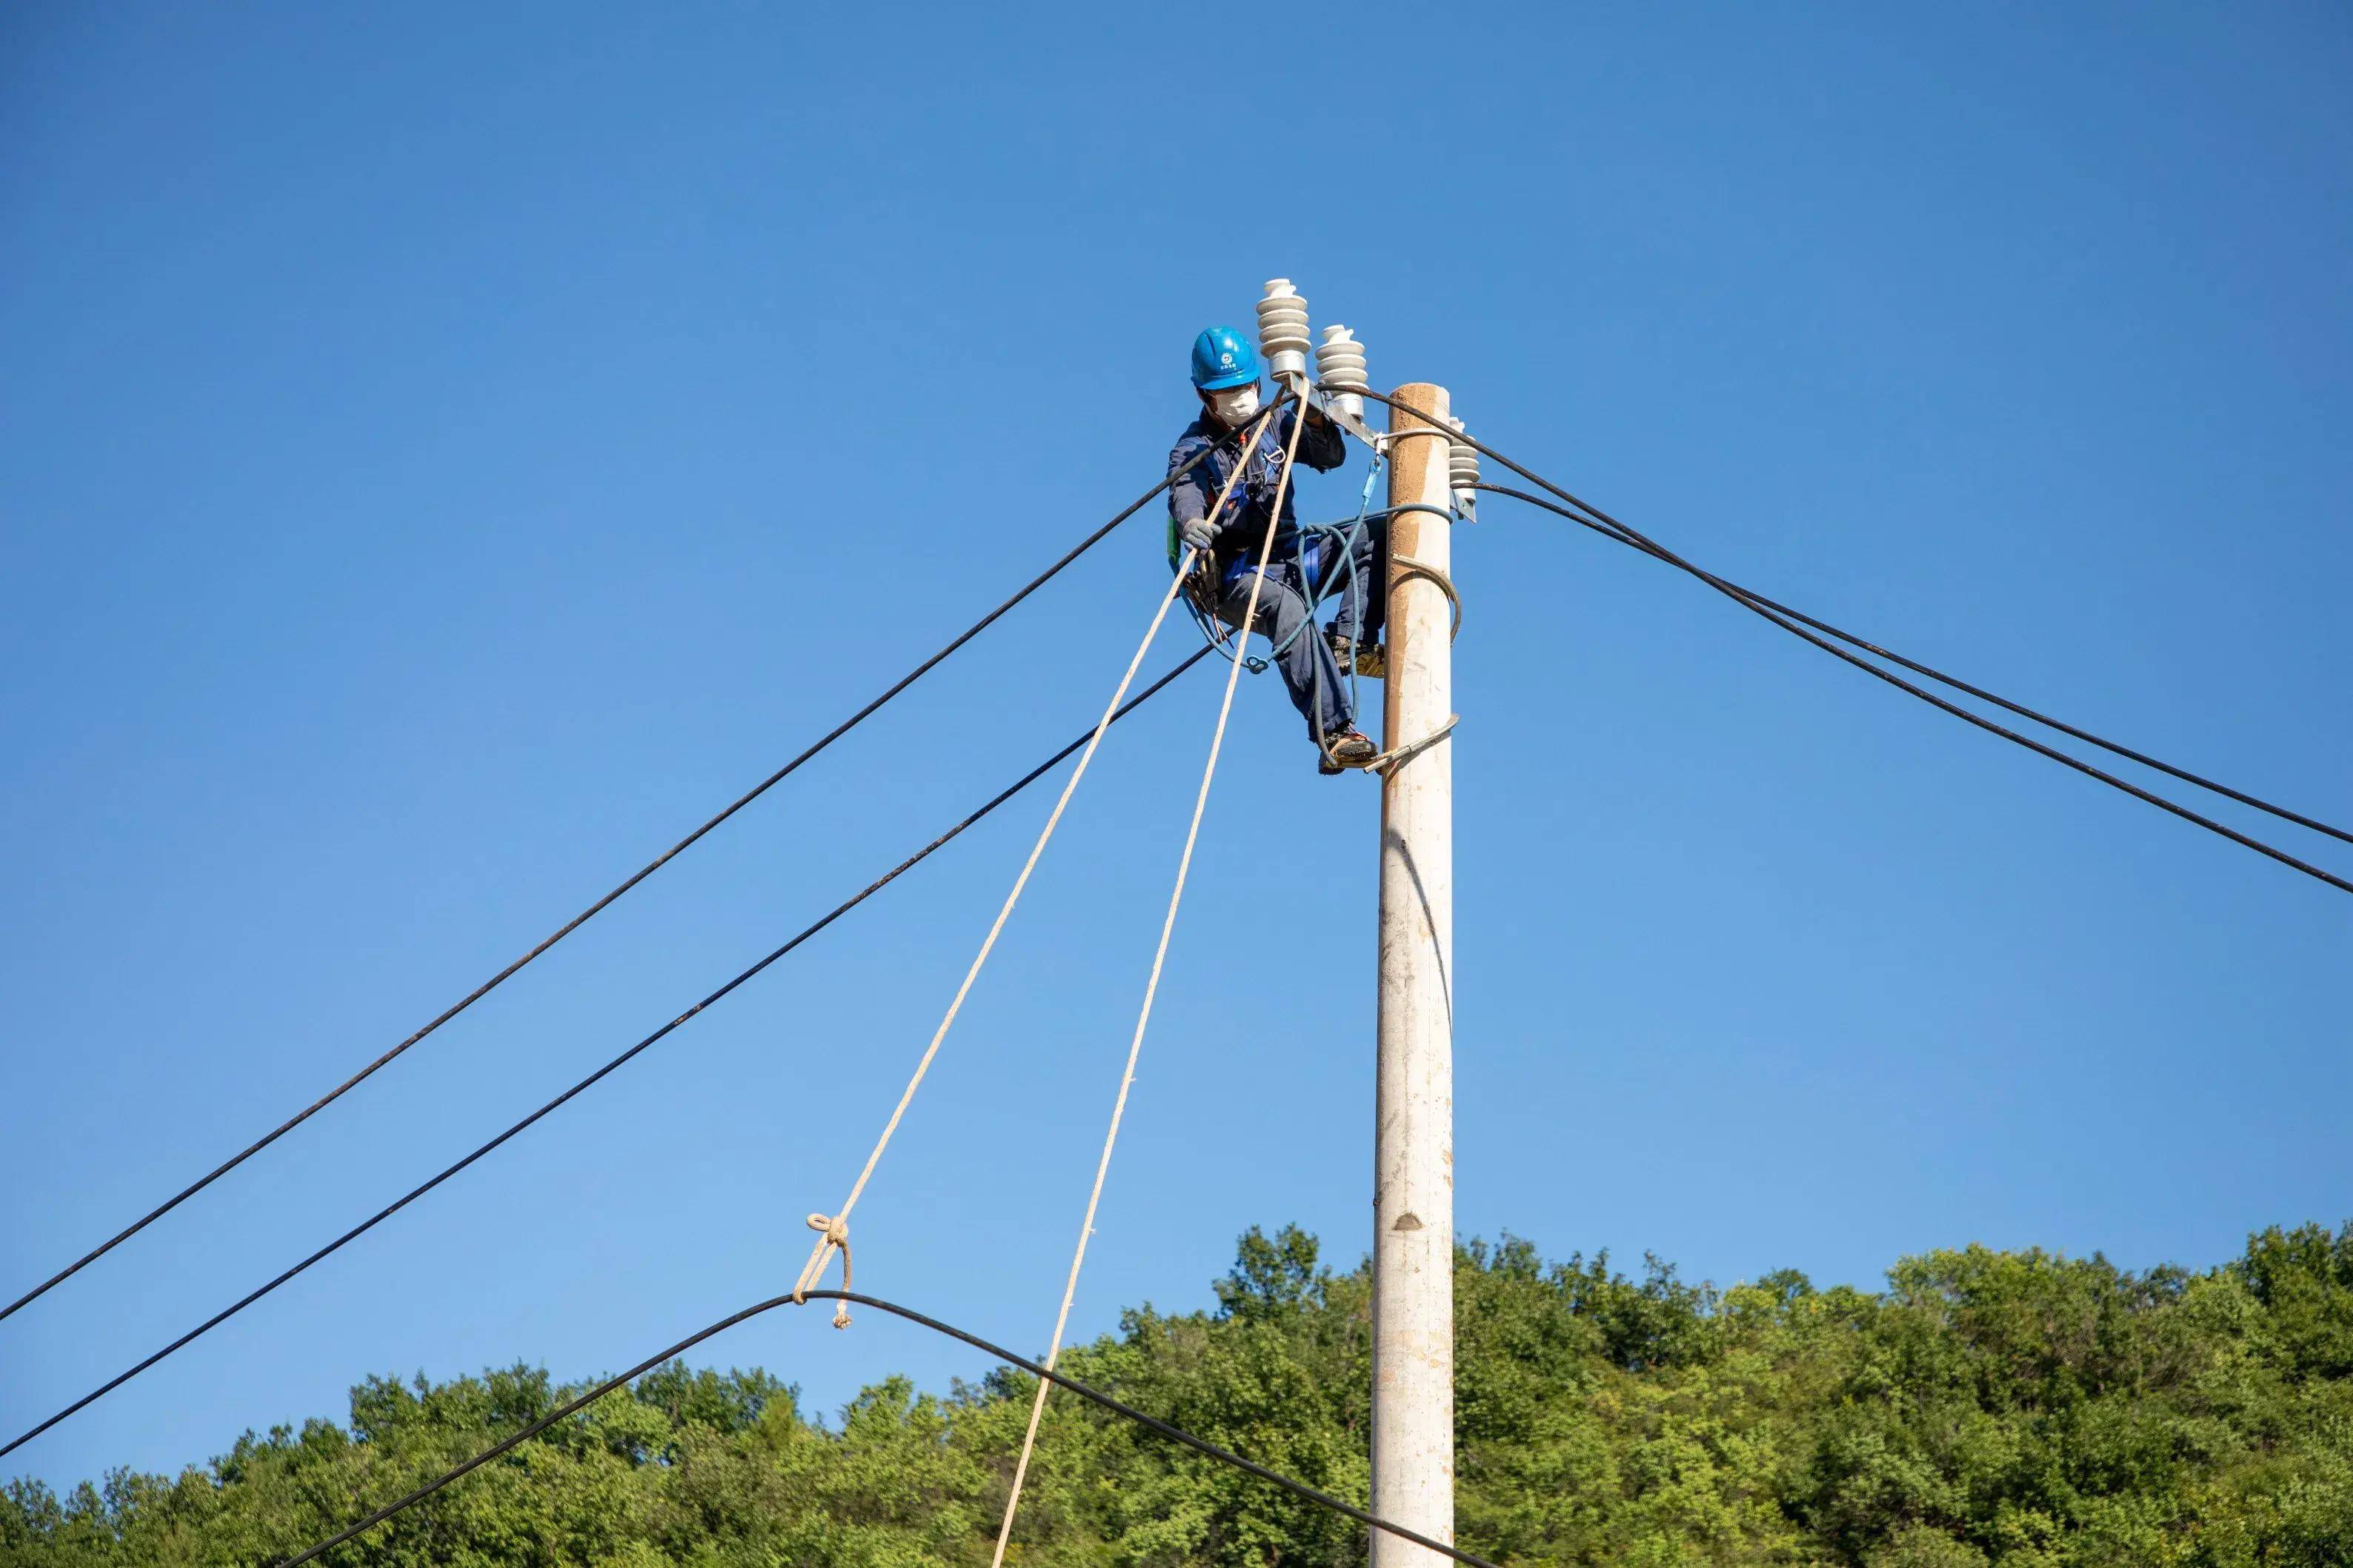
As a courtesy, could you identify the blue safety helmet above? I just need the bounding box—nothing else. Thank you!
[1190,325,1261,391]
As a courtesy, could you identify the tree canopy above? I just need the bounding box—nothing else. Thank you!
[9,1222,2351,1567]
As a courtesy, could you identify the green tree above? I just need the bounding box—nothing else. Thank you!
[10,1221,2353,1567]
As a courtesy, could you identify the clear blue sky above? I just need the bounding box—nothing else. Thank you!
[4,0,2347,1495]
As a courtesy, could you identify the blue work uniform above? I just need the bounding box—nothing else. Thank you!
[1166,404,1384,744]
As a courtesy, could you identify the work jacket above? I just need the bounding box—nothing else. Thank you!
[1165,403,1348,582]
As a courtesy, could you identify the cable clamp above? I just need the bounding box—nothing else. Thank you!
[794,1212,853,1328]
[1368,714,1459,778]
[1372,424,1452,459]
[1388,555,1462,642]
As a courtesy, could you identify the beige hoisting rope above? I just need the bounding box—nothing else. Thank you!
[791,406,1279,1328]
[987,386,1316,1565]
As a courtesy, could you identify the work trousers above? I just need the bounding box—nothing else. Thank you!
[1213,524,1385,744]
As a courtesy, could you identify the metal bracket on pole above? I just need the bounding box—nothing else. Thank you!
[1388,554,1461,642]
[1367,713,1458,778]
[1377,424,1452,455]
[1308,384,1385,449]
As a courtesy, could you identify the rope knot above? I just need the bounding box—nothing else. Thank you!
[795,1212,853,1329]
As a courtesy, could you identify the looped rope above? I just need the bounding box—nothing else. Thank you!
[1184,439,1389,704]
[1176,391,1306,676]
[794,1213,853,1327]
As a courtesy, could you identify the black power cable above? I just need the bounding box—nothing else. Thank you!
[274,1290,1500,1568]
[0,649,1213,1462]
[1476,482,2353,852]
[1340,385,2351,896]
[0,432,1263,1329]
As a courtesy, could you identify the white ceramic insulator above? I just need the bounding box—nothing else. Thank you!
[1448,416,1479,516]
[1317,324,1368,421]
[1257,278,1311,381]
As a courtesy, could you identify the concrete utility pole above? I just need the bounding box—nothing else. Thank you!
[1372,381,1455,1568]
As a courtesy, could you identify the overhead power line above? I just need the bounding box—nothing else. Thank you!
[1475,481,2353,895]
[274,1290,1502,1568]
[0,433,1260,1329]
[1473,482,2353,853]
[1337,386,2351,896]
[0,649,1211,1463]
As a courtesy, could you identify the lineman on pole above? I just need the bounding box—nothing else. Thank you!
[1167,324,1385,774]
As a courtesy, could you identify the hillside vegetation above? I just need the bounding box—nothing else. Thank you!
[8,1223,2352,1567]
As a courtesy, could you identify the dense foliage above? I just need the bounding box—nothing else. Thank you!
[9,1223,2352,1567]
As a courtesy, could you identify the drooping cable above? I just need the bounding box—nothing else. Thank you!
[991,393,1311,1566]
[1474,481,2353,895]
[271,1290,1502,1568]
[0,648,1213,1462]
[0,437,1259,1328]
[789,410,1277,1318]
[1334,386,2351,896]
[1473,482,2353,851]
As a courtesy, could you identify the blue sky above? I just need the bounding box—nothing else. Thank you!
[4,0,2347,1494]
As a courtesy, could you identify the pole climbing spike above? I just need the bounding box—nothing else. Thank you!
[1366,714,1459,778]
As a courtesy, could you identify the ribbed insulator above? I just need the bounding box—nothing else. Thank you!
[1256,278,1311,381]
[1315,324,1367,421]
[1315,324,1368,390]
[1448,416,1480,518]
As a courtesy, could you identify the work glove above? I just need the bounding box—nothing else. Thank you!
[1179,516,1220,558]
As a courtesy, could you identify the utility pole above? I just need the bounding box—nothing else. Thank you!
[1372,381,1455,1568]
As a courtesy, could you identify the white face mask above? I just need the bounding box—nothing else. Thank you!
[1209,382,1261,427]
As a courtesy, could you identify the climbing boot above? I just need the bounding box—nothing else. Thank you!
[1325,628,1387,680]
[1318,728,1379,775]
